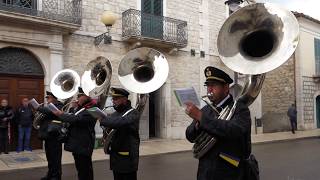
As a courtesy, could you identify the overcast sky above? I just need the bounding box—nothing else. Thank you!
[256,0,320,20]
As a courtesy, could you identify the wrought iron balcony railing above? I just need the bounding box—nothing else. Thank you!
[122,9,188,48]
[0,0,82,25]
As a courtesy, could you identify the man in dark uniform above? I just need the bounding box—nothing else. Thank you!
[37,91,64,180]
[99,87,140,180]
[185,66,252,180]
[52,87,97,180]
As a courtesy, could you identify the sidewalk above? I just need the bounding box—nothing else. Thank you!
[1,129,320,172]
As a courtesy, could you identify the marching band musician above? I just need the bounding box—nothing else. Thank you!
[52,87,97,180]
[185,66,252,180]
[37,91,64,180]
[99,87,140,180]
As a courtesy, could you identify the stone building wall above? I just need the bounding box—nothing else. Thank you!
[301,76,320,129]
[261,57,296,132]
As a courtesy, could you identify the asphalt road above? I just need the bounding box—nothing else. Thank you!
[1,138,320,180]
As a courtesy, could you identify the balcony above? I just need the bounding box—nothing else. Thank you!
[0,0,82,31]
[122,9,188,49]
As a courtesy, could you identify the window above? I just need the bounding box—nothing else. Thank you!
[315,38,320,75]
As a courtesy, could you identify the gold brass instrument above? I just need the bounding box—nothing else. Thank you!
[33,103,45,130]
[192,3,300,159]
[102,47,169,153]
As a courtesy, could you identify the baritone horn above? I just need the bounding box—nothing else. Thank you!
[192,3,300,159]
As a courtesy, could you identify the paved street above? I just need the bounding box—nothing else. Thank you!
[1,138,320,180]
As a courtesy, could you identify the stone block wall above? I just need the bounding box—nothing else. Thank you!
[261,57,296,132]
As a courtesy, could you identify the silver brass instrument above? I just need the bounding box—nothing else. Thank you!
[81,56,113,109]
[50,69,81,100]
[32,69,81,129]
[81,57,113,153]
[192,3,299,159]
[102,47,169,153]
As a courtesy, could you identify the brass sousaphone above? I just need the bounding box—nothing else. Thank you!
[192,3,300,159]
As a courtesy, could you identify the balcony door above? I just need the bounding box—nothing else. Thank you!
[141,0,163,40]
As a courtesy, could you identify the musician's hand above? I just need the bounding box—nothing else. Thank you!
[185,102,202,121]
[52,110,63,116]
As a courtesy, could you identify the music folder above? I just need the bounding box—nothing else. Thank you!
[48,103,59,112]
[29,98,40,109]
[174,87,200,107]
[87,107,108,119]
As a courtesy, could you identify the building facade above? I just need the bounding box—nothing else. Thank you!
[261,13,320,132]
[0,0,262,150]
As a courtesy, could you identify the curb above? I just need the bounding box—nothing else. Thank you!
[252,135,320,145]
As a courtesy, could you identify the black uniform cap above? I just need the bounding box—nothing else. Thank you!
[110,87,130,98]
[204,66,233,85]
[45,91,58,99]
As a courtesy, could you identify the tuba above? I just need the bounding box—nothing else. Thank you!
[33,69,81,130]
[102,47,169,153]
[118,47,169,112]
[81,56,113,109]
[192,3,299,159]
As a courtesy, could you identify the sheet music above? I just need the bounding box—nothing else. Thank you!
[174,87,200,106]
[87,107,108,119]
[29,98,40,109]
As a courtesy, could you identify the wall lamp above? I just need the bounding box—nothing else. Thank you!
[94,11,117,45]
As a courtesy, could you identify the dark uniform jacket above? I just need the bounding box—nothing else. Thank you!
[16,105,34,127]
[100,103,140,173]
[0,106,14,128]
[58,100,97,156]
[37,101,64,140]
[186,95,251,180]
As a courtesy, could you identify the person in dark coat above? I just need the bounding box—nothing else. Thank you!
[16,98,34,152]
[287,104,297,134]
[37,91,64,180]
[52,87,97,180]
[185,66,252,180]
[99,87,140,180]
[0,99,14,154]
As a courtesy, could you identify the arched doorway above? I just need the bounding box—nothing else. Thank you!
[0,47,44,151]
[316,96,320,128]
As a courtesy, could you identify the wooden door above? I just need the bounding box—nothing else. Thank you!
[0,75,44,150]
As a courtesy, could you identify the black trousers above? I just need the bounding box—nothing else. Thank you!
[290,119,297,133]
[73,153,94,180]
[44,139,62,179]
[0,128,9,153]
[113,171,137,180]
